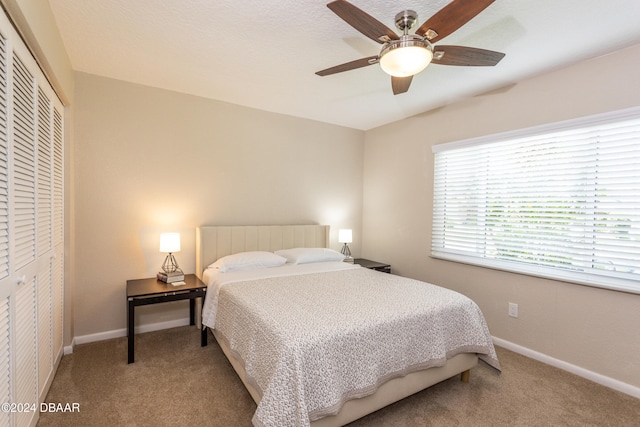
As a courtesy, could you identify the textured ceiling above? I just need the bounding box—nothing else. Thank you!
[49,0,640,130]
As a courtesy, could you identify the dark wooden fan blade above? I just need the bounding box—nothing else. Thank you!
[416,0,495,43]
[392,76,413,95]
[327,0,399,44]
[433,46,505,66]
[316,56,379,76]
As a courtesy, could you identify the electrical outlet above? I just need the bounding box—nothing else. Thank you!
[508,302,518,318]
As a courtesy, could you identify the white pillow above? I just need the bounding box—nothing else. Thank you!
[208,251,287,273]
[275,248,345,264]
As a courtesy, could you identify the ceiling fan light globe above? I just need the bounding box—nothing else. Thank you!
[379,39,433,78]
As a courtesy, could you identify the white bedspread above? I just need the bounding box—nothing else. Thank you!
[202,262,500,427]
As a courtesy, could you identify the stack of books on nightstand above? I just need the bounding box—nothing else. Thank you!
[157,271,184,283]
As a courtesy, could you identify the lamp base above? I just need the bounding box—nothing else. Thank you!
[340,243,352,258]
[162,253,182,274]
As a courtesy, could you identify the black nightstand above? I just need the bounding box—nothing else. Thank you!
[126,274,207,363]
[354,258,391,274]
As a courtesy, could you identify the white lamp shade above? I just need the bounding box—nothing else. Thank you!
[159,233,181,253]
[338,229,353,244]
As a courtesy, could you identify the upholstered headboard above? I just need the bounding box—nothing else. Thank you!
[195,225,330,279]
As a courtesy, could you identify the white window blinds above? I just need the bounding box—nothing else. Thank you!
[432,107,640,294]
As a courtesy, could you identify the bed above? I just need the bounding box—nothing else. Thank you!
[196,225,500,427]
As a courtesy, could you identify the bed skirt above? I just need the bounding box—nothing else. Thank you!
[212,328,478,427]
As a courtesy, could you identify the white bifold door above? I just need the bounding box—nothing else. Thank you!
[0,8,65,427]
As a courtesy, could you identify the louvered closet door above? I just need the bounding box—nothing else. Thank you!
[12,50,40,427]
[0,27,7,283]
[36,86,54,398]
[15,276,37,427]
[0,6,65,427]
[52,109,63,356]
[0,298,10,427]
[12,54,36,273]
[0,24,10,427]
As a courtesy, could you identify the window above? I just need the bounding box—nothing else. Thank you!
[432,107,640,294]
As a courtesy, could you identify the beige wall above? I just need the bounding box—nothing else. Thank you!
[74,72,364,336]
[362,43,640,389]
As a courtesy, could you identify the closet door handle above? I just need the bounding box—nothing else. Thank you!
[16,275,27,285]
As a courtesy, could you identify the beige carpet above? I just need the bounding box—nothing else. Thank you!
[38,325,640,426]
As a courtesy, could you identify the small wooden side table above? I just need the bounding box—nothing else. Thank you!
[126,274,207,363]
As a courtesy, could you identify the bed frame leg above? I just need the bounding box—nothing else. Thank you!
[460,369,470,383]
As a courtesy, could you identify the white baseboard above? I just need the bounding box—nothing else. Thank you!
[63,338,75,355]
[65,317,192,353]
[493,336,640,399]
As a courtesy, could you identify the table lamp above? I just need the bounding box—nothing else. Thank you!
[338,229,352,259]
[159,232,182,273]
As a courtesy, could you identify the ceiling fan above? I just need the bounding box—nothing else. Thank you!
[315,0,505,95]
